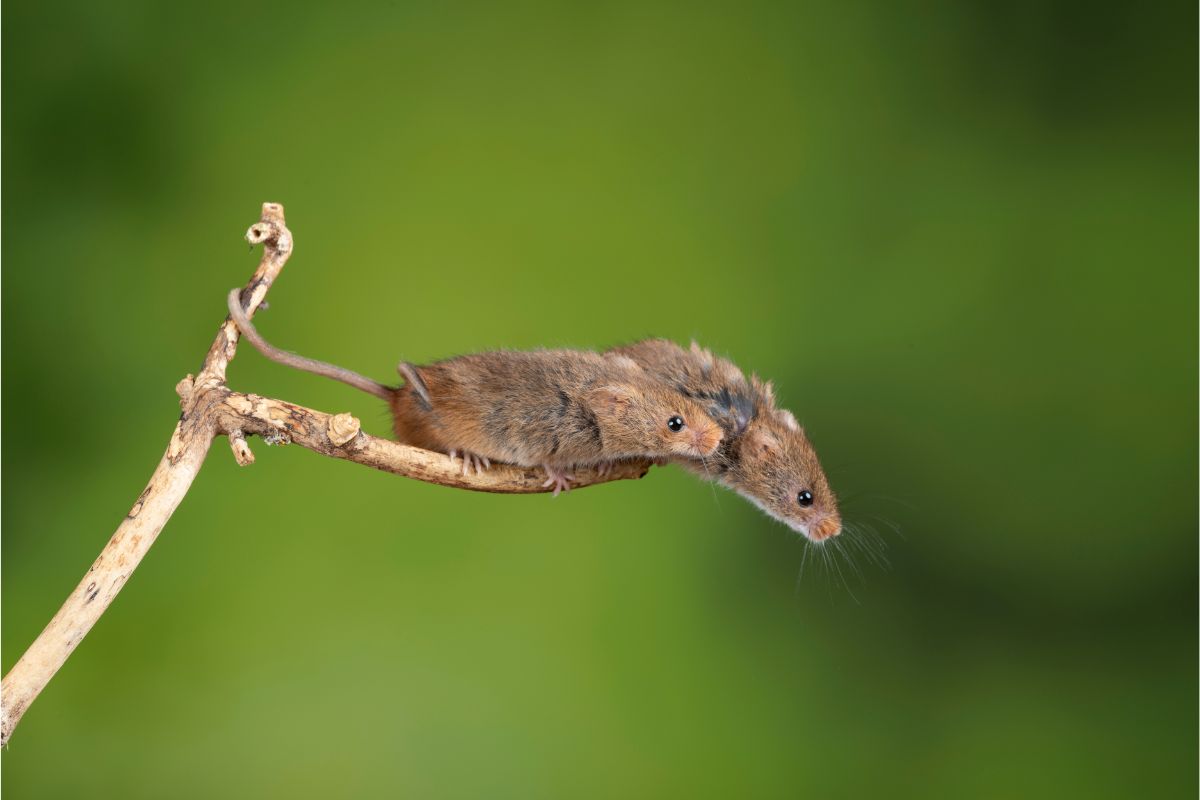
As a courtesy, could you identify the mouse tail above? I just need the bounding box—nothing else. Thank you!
[225,288,395,402]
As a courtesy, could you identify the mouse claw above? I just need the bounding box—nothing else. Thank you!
[541,465,574,496]
[449,449,491,476]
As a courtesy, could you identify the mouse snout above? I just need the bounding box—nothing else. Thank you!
[690,420,722,456]
[810,516,841,541]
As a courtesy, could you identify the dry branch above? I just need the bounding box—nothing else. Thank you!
[0,202,652,745]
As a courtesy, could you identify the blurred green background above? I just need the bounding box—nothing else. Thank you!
[3,0,1195,797]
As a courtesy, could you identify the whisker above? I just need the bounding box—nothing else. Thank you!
[830,540,861,605]
[697,452,723,510]
[861,513,906,540]
[834,535,866,583]
[841,521,891,570]
[795,533,815,593]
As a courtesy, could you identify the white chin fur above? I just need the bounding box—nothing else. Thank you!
[740,492,816,541]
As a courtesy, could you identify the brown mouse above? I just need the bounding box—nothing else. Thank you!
[226,290,722,494]
[607,339,841,541]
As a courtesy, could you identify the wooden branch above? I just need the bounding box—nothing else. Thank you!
[0,202,652,746]
[211,390,651,492]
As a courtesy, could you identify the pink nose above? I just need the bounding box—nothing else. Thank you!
[812,517,841,541]
[691,423,722,456]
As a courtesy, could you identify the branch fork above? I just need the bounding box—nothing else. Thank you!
[0,203,652,745]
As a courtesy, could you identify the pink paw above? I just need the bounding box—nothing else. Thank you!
[541,465,575,497]
[448,449,491,476]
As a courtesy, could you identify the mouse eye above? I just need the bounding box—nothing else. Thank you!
[797,490,814,507]
[667,416,685,432]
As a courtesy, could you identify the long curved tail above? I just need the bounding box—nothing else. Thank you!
[225,288,394,401]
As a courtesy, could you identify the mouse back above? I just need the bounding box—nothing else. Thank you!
[608,339,761,436]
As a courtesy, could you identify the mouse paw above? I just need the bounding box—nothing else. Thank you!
[595,461,613,478]
[448,449,491,476]
[541,465,575,497]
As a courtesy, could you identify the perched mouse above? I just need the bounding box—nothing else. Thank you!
[226,290,723,494]
[607,339,841,541]
[390,351,724,493]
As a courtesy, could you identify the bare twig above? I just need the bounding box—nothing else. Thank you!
[214,391,651,491]
[0,202,652,745]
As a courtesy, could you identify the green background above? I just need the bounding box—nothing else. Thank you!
[3,1,1195,797]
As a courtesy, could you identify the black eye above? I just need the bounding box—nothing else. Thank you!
[797,490,814,507]
[667,416,685,432]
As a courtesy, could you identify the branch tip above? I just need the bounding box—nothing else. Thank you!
[229,431,255,466]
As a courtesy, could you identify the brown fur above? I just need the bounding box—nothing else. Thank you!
[389,350,723,470]
[225,291,722,472]
[608,339,841,540]
[228,291,829,522]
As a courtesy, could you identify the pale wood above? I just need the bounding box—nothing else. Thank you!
[0,202,653,745]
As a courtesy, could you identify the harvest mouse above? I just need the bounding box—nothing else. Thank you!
[226,290,723,494]
[607,339,841,541]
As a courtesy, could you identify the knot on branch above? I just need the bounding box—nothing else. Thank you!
[175,374,195,403]
[327,413,362,446]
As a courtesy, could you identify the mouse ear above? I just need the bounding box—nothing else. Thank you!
[605,354,642,372]
[775,409,800,432]
[589,384,636,410]
[745,425,781,456]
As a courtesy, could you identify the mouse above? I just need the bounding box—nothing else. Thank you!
[226,290,723,494]
[607,339,841,541]
[390,351,724,493]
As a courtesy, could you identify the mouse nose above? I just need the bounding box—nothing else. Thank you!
[811,517,841,541]
[691,421,722,455]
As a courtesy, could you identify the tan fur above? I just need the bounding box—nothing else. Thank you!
[608,338,841,540]
[389,350,723,471]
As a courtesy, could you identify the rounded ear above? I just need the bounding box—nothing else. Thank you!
[605,353,641,371]
[746,426,781,455]
[775,409,800,432]
[589,384,636,410]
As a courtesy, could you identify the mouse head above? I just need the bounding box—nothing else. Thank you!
[723,408,841,542]
[589,384,723,459]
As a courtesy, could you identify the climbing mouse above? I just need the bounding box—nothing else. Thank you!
[608,339,841,541]
[226,290,723,494]
[390,350,724,493]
